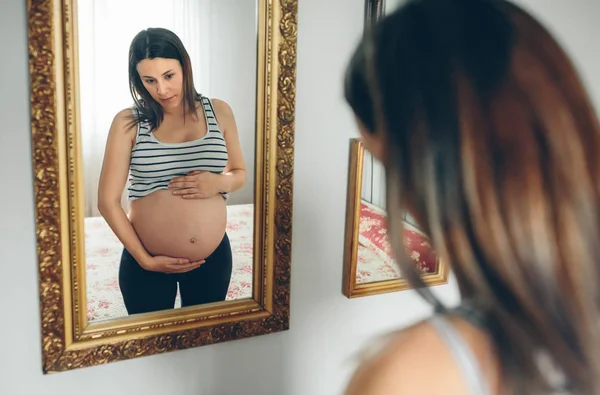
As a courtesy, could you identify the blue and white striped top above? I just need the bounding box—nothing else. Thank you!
[127,95,229,200]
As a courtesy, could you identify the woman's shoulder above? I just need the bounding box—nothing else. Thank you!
[114,106,136,119]
[204,97,234,119]
[108,107,139,136]
[344,316,499,395]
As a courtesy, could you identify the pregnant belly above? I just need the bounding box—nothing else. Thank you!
[129,190,227,262]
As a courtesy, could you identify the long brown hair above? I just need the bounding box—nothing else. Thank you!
[344,0,600,393]
[127,27,200,131]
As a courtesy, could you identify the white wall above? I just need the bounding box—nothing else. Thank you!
[2,0,597,394]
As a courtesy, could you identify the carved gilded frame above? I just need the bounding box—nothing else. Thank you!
[28,0,297,373]
[342,139,448,298]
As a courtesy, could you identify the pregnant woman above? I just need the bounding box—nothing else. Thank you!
[97,27,247,315]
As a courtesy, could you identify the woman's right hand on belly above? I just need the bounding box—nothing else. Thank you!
[140,255,205,274]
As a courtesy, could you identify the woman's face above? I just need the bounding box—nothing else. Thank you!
[136,57,184,110]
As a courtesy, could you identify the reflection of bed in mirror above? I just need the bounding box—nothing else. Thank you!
[85,204,254,322]
[356,200,438,284]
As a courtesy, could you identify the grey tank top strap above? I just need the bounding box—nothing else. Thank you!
[428,314,492,395]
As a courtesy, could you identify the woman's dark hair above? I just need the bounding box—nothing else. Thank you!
[127,27,200,130]
[345,0,600,393]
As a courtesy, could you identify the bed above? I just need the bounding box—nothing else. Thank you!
[356,200,438,284]
[84,204,255,322]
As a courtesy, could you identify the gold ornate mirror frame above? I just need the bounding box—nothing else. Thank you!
[28,0,297,374]
[342,139,448,298]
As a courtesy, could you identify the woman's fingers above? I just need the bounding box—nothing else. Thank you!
[181,193,204,199]
[167,259,204,267]
[170,188,206,198]
[166,259,205,273]
[170,185,197,193]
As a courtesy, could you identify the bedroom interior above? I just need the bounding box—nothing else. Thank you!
[5,0,597,393]
[7,0,600,395]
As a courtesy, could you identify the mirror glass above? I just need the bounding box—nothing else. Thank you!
[78,0,258,323]
[355,151,438,284]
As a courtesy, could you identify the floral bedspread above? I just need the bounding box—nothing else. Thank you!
[356,200,438,284]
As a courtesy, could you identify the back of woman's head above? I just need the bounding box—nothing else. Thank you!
[345,0,600,393]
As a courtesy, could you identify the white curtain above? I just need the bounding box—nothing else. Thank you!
[78,0,212,218]
[361,150,387,210]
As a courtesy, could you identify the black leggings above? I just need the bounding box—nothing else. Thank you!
[118,233,233,315]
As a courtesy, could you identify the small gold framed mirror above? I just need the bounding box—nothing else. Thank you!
[342,139,449,298]
[28,0,297,373]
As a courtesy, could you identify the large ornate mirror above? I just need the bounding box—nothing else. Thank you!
[28,0,297,373]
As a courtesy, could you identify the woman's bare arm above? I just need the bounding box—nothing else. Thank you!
[97,109,153,268]
[211,98,247,193]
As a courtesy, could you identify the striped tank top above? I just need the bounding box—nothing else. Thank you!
[127,95,229,200]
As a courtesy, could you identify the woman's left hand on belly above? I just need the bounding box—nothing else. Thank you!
[168,170,222,199]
